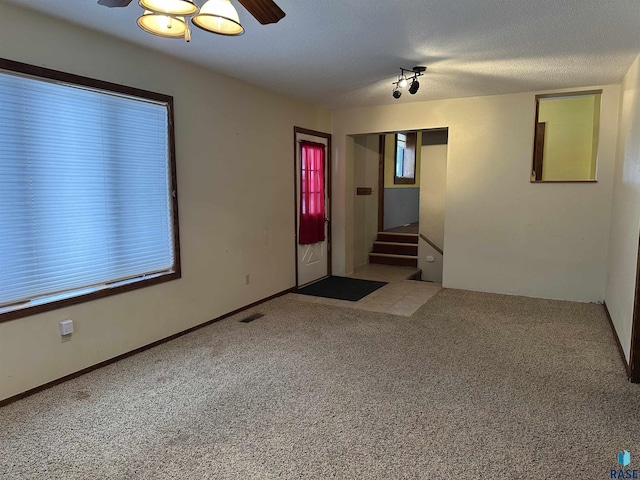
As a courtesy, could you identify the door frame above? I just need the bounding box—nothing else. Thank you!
[631,232,640,382]
[293,126,332,287]
[377,134,385,232]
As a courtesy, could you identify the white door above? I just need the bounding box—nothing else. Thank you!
[295,130,330,286]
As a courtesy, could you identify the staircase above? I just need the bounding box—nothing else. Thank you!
[369,232,418,267]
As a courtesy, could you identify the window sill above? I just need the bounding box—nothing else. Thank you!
[530,180,598,183]
[0,270,180,323]
[393,177,416,185]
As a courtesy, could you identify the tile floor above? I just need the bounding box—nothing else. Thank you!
[287,264,442,317]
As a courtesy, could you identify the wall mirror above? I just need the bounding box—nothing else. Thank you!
[531,90,602,183]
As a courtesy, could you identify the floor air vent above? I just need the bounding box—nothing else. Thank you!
[240,313,264,323]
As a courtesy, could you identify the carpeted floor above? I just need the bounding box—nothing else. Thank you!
[1,289,639,479]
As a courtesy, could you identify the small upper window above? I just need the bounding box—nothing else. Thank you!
[394,132,417,184]
[0,59,180,322]
[531,91,602,183]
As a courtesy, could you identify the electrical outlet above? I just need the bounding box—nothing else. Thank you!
[59,319,73,336]
[245,273,250,285]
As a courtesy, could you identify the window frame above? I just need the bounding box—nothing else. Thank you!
[0,58,181,323]
[530,89,602,184]
[394,132,417,185]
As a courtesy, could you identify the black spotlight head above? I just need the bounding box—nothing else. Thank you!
[393,89,402,99]
[409,79,420,95]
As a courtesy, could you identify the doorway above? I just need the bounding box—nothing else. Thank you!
[378,132,421,233]
[351,129,448,281]
[294,127,331,287]
[631,236,640,382]
[352,132,421,270]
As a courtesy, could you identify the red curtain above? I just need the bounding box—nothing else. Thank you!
[299,141,326,245]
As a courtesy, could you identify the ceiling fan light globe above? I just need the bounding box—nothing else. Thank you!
[138,0,197,15]
[191,0,245,36]
[137,10,188,38]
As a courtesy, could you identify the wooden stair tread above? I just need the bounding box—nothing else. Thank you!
[377,231,418,236]
[376,234,418,244]
[370,229,419,267]
[373,241,417,246]
[369,253,418,259]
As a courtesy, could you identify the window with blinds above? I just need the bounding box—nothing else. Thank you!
[0,60,180,321]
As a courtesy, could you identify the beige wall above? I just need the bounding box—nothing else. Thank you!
[353,135,379,267]
[419,144,447,249]
[605,54,640,362]
[0,3,330,401]
[332,85,620,302]
[538,95,599,181]
[418,240,444,284]
[418,144,447,283]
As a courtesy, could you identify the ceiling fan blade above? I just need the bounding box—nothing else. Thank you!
[237,0,285,25]
[97,0,134,7]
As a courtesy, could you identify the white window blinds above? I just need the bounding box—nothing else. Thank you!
[0,69,175,309]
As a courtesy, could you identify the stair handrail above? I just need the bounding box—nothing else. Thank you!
[419,233,443,255]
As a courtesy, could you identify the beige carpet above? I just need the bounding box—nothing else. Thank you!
[1,289,638,479]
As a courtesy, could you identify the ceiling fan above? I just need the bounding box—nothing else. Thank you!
[97,0,285,41]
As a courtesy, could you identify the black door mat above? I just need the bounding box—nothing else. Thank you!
[296,276,387,302]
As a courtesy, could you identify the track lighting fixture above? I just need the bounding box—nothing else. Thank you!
[409,78,420,95]
[392,66,426,99]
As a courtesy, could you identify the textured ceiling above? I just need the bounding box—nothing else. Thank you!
[5,0,640,109]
